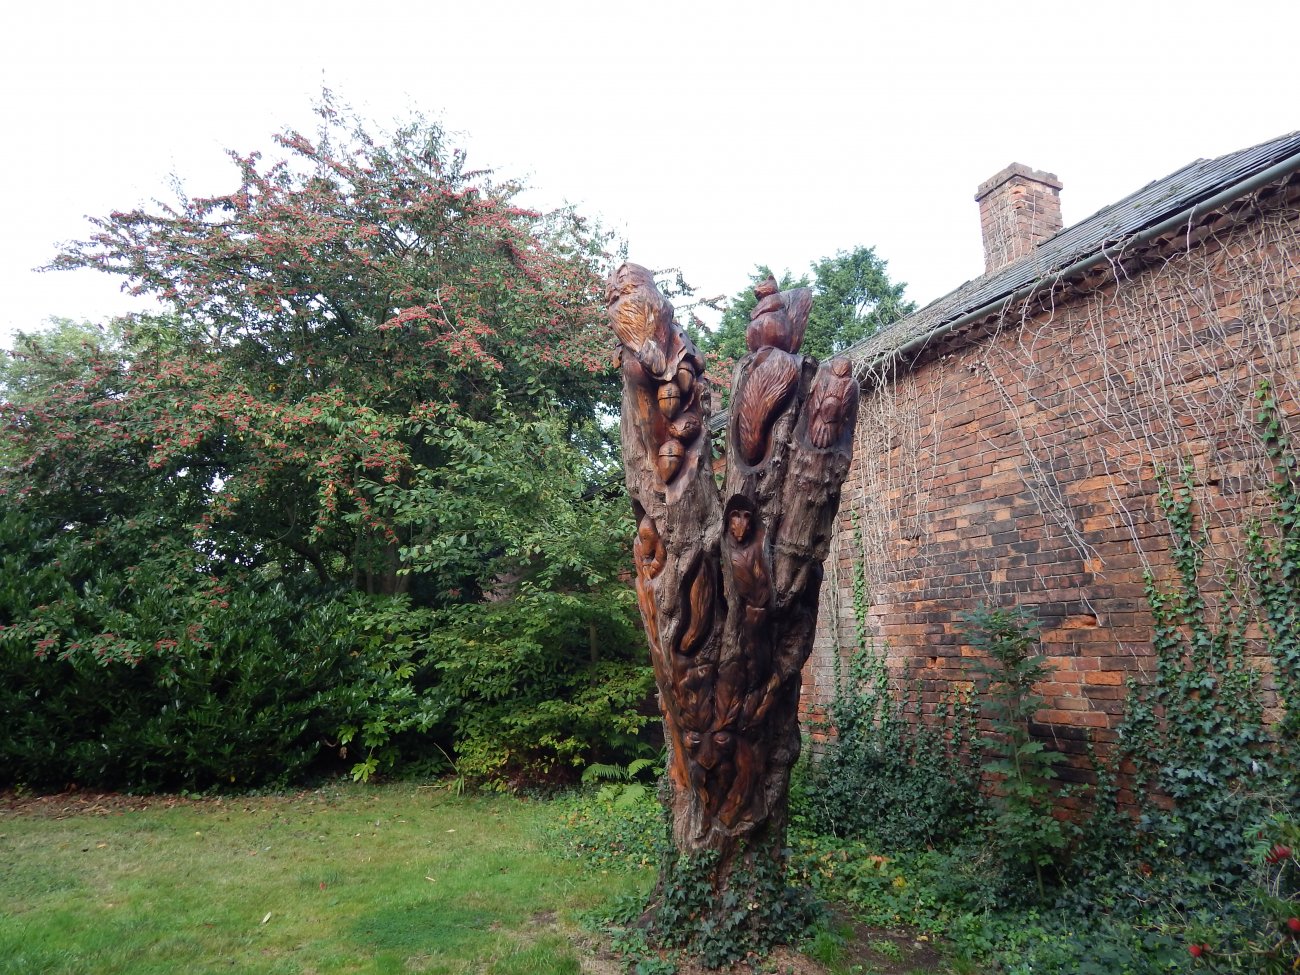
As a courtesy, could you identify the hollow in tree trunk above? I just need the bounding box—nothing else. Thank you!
[606,264,859,962]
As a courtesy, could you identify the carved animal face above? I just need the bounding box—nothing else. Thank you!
[728,508,753,544]
[668,413,701,443]
[605,263,673,375]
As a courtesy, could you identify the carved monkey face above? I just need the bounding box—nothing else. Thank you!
[728,508,753,545]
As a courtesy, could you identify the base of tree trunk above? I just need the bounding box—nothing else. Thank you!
[638,811,822,968]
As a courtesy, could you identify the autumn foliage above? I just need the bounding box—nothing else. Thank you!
[0,98,651,789]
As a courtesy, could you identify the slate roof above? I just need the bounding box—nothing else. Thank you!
[705,130,1300,432]
[837,129,1300,377]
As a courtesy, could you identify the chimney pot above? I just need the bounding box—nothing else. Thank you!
[975,163,1063,274]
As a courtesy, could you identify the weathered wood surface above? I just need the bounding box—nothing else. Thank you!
[607,263,859,864]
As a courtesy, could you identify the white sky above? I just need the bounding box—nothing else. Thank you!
[2,0,1297,350]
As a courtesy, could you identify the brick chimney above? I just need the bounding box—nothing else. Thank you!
[975,164,1063,274]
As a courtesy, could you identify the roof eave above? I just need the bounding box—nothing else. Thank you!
[844,144,1300,388]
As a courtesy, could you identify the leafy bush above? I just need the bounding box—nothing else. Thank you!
[961,603,1077,901]
[0,507,652,790]
[796,531,978,848]
[0,520,369,790]
[422,586,655,784]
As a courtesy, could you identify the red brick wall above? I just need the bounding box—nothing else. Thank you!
[801,199,1300,796]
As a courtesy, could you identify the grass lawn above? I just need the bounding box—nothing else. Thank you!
[1,783,649,975]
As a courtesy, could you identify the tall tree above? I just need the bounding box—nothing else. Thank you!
[804,245,914,357]
[1,99,652,787]
[701,246,914,366]
[42,94,616,600]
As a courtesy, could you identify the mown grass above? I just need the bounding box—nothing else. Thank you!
[0,782,650,975]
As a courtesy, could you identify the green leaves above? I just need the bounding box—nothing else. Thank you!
[959,604,1075,900]
[1120,452,1286,882]
[799,518,979,849]
[424,592,652,781]
[700,246,915,365]
[0,99,650,792]
[804,246,915,358]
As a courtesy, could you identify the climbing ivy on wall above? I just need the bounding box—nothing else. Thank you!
[801,516,978,849]
[1249,381,1300,743]
[1119,460,1273,877]
[1120,382,1300,879]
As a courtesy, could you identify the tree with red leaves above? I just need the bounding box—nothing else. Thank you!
[0,98,651,788]
[35,93,617,601]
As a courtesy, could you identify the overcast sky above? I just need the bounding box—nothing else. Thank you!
[2,0,1297,350]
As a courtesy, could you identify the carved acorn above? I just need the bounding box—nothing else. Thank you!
[657,439,685,481]
[657,382,683,419]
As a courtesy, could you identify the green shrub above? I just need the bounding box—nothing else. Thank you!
[425,585,655,784]
[961,603,1076,902]
[796,526,978,849]
[0,493,653,792]
[0,547,370,790]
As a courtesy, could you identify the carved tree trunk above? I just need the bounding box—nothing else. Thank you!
[607,264,859,948]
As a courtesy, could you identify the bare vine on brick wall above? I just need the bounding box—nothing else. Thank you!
[827,200,1300,718]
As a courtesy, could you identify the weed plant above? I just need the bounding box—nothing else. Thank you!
[960,603,1076,902]
[798,527,978,850]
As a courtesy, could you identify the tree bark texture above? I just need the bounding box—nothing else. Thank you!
[607,264,859,909]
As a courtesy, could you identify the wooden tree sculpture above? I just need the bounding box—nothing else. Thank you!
[607,263,860,957]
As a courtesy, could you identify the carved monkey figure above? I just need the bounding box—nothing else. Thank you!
[725,499,773,679]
